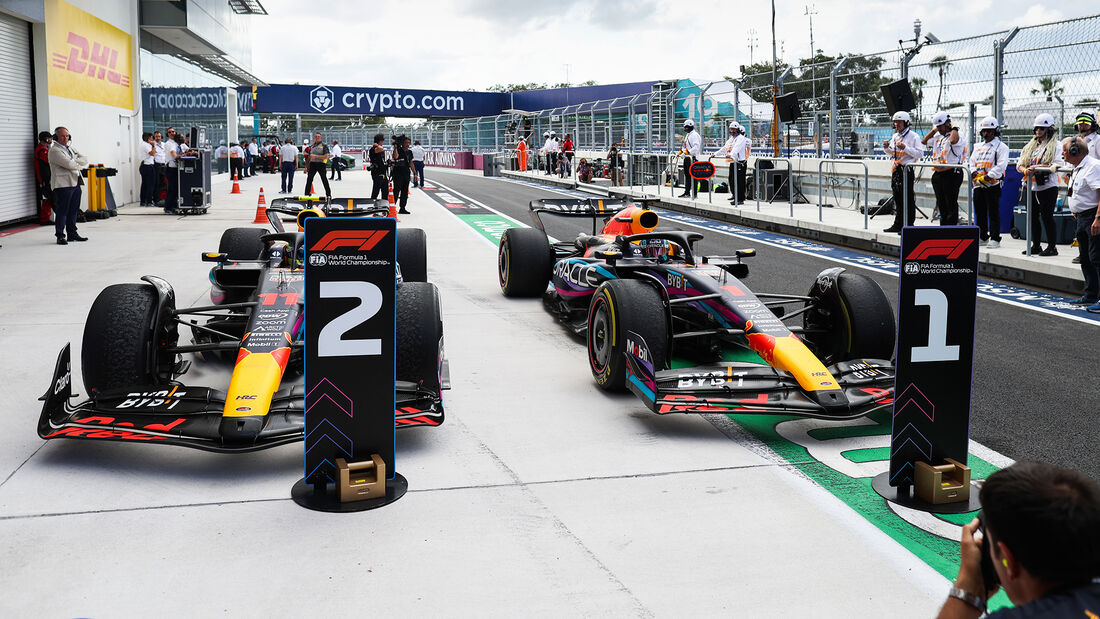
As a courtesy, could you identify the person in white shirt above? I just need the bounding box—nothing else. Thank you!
[547,131,560,176]
[152,131,167,204]
[922,111,968,225]
[278,138,299,194]
[229,142,245,181]
[714,121,751,204]
[678,119,703,198]
[411,140,426,187]
[214,140,229,174]
[1062,136,1100,310]
[139,132,156,206]
[247,139,259,177]
[1074,111,1100,160]
[968,117,1011,247]
[882,111,925,232]
[163,131,181,214]
[329,140,343,181]
[1016,113,1066,256]
[540,131,554,175]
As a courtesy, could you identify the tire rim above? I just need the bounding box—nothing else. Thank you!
[498,242,509,288]
[588,298,612,372]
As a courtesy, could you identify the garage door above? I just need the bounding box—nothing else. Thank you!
[0,13,35,224]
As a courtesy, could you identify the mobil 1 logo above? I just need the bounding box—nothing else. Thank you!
[888,226,979,487]
[303,217,396,488]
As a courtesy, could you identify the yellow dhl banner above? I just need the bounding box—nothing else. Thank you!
[46,0,133,109]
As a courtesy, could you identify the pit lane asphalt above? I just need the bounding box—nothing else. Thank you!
[429,169,1100,482]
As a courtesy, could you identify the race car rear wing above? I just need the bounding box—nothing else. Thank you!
[529,198,647,234]
[267,197,390,231]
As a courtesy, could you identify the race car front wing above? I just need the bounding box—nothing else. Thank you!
[38,345,444,453]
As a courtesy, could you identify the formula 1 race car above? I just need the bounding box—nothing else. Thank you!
[497,198,896,419]
[39,197,447,452]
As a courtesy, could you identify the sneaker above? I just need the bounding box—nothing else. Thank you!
[987,240,1001,248]
[979,238,989,246]
[1040,247,1058,256]
[1070,295,1098,305]
[1088,302,1100,313]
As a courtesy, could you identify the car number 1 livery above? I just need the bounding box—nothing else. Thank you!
[498,198,897,420]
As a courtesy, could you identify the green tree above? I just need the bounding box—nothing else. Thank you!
[1031,76,1064,101]
[911,77,927,120]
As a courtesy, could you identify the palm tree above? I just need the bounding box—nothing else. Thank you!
[1031,76,1064,101]
[911,77,927,120]
[929,55,951,110]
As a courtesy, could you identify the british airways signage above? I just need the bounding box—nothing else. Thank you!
[241,84,507,118]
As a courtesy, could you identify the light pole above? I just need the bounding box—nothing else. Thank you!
[805,5,818,108]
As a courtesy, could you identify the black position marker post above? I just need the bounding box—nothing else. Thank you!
[292,216,406,512]
[873,225,981,513]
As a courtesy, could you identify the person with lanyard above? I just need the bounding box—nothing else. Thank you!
[714,121,751,205]
[390,135,413,215]
[329,139,343,181]
[46,126,88,244]
[247,139,259,177]
[411,139,426,188]
[303,132,331,199]
[163,129,181,214]
[922,111,967,226]
[152,131,167,204]
[278,138,298,195]
[882,111,924,233]
[1062,136,1100,311]
[368,133,389,201]
[1016,113,1065,256]
[678,119,703,199]
[34,131,53,224]
[968,116,1011,248]
[1074,111,1100,160]
[138,132,156,207]
[228,141,244,182]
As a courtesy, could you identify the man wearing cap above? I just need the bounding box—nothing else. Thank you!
[968,117,1011,248]
[1062,136,1100,310]
[679,119,702,199]
[883,111,924,233]
[715,121,751,205]
[1075,111,1100,160]
[922,112,967,225]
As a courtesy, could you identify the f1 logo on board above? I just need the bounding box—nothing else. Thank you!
[905,239,974,261]
[310,230,390,252]
[310,86,334,113]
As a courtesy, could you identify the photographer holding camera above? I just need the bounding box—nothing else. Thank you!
[390,135,413,214]
[936,461,1100,618]
[368,133,388,201]
[1016,114,1065,257]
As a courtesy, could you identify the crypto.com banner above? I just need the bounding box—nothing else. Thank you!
[244,84,506,118]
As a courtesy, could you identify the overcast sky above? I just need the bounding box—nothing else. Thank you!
[251,0,1086,90]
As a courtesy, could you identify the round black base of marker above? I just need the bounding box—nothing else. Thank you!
[291,473,407,513]
[872,472,981,514]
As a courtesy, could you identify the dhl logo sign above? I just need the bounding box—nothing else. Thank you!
[46,0,133,110]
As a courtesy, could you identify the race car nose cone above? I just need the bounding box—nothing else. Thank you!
[806,389,852,416]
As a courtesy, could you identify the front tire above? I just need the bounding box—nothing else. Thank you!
[498,227,553,297]
[587,279,668,391]
[803,270,895,363]
[82,283,178,394]
[396,282,443,393]
[396,228,428,282]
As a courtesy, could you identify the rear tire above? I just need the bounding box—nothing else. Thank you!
[219,227,267,260]
[498,227,553,297]
[803,271,895,363]
[82,283,178,394]
[396,282,443,393]
[587,279,668,391]
[396,227,428,282]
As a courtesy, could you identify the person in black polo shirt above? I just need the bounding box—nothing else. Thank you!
[303,132,331,199]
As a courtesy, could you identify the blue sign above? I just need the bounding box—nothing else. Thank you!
[143,87,229,116]
[243,84,507,118]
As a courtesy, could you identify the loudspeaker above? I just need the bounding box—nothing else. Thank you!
[880,79,917,115]
[763,169,789,201]
[776,92,800,123]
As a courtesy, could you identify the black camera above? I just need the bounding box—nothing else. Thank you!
[1033,170,1052,186]
[976,511,1000,592]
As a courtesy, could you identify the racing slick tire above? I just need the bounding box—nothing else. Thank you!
[803,270,895,363]
[396,282,443,393]
[396,227,428,283]
[82,283,178,394]
[498,227,552,297]
[218,227,267,260]
[587,279,668,391]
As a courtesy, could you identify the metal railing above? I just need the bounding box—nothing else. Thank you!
[754,157,795,216]
[816,159,870,227]
[899,162,974,231]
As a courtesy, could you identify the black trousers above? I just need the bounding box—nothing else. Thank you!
[304,162,331,197]
[974,185,1003,241]
[229,158,243,180]
[165,166,179,212]
[371,172,389,200]
[728,161,747,202]
[931,169,963,225]
[1075,208,1100,298]
[890,167,916,227]
[329,158,342,180]
[392,172,410,209]
[681,156,697,197]
[1027,186,1059,248]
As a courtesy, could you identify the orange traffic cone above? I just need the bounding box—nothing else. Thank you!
[252,188,267,223]
[387,180,399,220]
[362,159,367,171]
[230,173,241,194]
[309,182,314,195]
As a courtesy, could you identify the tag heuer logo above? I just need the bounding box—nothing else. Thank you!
[309,253,328,266]
[310,86,334,113]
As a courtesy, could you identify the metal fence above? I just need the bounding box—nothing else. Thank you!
[300,14,1100,158]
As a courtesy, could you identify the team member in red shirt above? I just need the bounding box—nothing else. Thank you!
[34,131,52,224]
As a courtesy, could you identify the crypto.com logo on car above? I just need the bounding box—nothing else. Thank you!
[309,86,335,113]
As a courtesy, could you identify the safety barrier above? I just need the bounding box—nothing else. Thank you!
[816,159,870,228]
[898,162,974,233]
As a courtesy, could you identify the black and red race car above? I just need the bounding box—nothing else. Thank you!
[497,198,896,419]
[39,197,447,452]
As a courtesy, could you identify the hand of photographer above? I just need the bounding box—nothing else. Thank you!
[936,518,998,619]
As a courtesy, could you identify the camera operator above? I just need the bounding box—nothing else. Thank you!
[923,111,967,226]
[678,119,702,199]
[368,133,388,201]
[883,111,924,233]
[936,461,1100,618]
[303,132,331,199]
[715,121,750,205]
[47,127,88,244]
[390,135,413,214]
